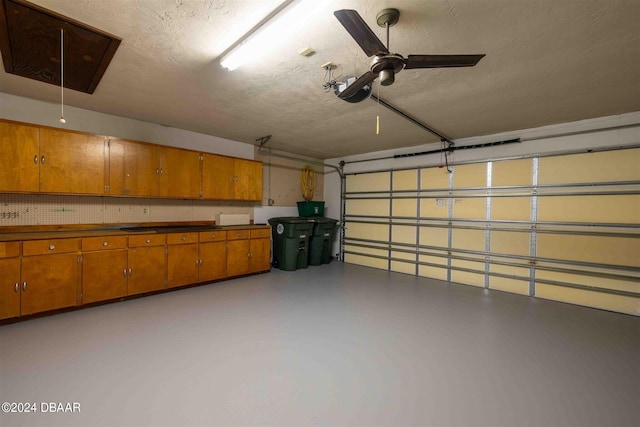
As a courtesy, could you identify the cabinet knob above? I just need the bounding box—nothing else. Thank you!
[41,155,45,165]
[128,268,132,276]
[145,239,151,244]
[211,234,216,239]
[49,244,55,250]
[103,241,109,246]
[181,236,186,241]
[33,155,38,164]
[123,269,127,277]
[22,282,27,292]
[14,283,19,293]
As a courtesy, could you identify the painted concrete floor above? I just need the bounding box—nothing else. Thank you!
[1,262,638,427]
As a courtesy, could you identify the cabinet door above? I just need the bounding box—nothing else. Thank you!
[235,158,263,201]
[82,250,128,304]
[39,128,107,194]
[21,253,79,315]
[0,258,21,320]
[109,139,159,196]
[202,153,235,199]
[226,239,249,277]
[199,241,226,281]
[167,243,199,288]
[127,246,167,295]
[158,147,202,198]
[249,238,271,273]
[0,121,39,192]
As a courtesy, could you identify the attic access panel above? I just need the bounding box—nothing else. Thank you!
[0,0,121,94]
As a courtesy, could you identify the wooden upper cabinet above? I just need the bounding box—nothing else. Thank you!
[202,153,235,199]
[235,158,263,201]
[202,154,263,201]
[108,138,159,196]
[39,128,107,195]
[158,146,202,198]
[0,121,39,192]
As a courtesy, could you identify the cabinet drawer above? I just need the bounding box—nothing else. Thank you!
[0,241,21,258]
[199,230,226,242]
[250,228,270,239]
[128,234,166,247]
[23,238,80,256]
[82,235,128,251]
[226,229,250,240]
[167,232,198,245]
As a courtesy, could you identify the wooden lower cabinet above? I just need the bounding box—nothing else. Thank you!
[1,226,270,322]
[81,236,129,304]
[0,257,21,320]
[167,233,199,288]
[21,253,79,315]
[127,234,168,296]
[249,238,271,273]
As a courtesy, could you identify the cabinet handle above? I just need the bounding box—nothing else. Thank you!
[145,239,151,244]
[103,241,109,246]
[181,236,186,241]
[199,260,203,266]
[237,233,241,237]
[34,155,38,164]
[123,269,127,277]
[248,253,252,258]
[41,155,45,165]
[14,283,19,293]
[49,244,55,250]
[22,282,27,292]
[156,168,160,175]
[211,234,216,239]
[128,268,132,276]
[160,168,164,175]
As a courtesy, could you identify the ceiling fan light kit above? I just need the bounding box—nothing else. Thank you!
[333,8,485,100]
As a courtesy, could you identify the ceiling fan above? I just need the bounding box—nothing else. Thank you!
[334,8,485,100]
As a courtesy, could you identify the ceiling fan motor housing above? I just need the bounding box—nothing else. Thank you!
[371,54,404,86]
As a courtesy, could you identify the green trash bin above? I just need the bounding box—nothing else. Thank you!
[308,217,339,266]
[268,217,314,271]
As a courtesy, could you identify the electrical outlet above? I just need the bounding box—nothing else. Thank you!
[142,206,149,216]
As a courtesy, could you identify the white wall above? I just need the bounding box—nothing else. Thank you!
[324,111,640,258]
[0,92,253,158]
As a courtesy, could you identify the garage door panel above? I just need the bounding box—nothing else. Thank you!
[492,197,531,221]
[536,284,640,316]
[419,265,448,281]
[537,234,640,267]
[538,195,639,223]
[392,225,417,244]
[491,231,530,256]
[452,197,486,219]
[452,229,485,252]
[539,149,640,184]
[345,253,389,270]
[421,168,450,189]
[393,170,418,190]
[346,172,390,192]
[346,199,390,216]
[345,223,389,241]
[419,226,449,248]
[453,163,486,188]
[393,198,417,217]
[536,270,640,294]
[493,159,532,187]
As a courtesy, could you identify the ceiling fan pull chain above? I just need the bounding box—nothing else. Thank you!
[376,83,381,135]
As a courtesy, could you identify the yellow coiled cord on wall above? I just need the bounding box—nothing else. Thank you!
[301,165,316,201]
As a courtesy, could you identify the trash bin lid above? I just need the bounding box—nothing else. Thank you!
[268,217,316,224]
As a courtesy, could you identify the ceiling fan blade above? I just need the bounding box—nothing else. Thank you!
[338,71,377,100]
[404,54,486,69]
[334,9,389,57]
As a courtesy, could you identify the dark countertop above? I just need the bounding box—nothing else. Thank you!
[0,223,270,242]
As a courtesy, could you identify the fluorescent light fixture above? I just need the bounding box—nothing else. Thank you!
[220,0,322,71]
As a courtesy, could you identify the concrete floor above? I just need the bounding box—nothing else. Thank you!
[1,262,638,427]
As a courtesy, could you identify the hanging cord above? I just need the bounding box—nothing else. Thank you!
[59,28,65,124]
[376,83,380,135]
[300,165,316,201]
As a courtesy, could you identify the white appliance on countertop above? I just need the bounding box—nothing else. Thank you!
[215,213,251,226]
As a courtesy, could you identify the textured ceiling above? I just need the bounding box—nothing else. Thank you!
[1,0,639,159]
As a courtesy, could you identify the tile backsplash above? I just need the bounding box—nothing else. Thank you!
[0,194,255,226]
